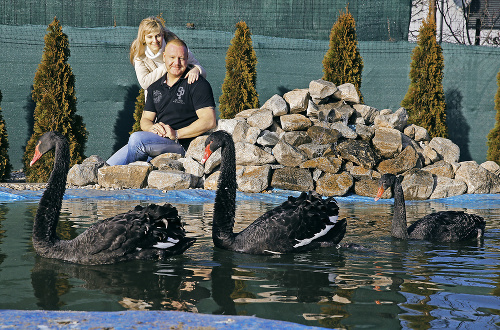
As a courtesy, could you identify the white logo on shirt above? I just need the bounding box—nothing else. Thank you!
[173,87,185,104]
[153,90,162,104]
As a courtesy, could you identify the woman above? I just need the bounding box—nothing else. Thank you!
[130,16,206,90]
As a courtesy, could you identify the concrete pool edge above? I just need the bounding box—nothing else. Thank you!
[0,309,326,329]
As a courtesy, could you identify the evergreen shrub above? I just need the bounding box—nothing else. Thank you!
[23,17,87,182]
[401,12,447,138]
[487,69,500,164]
[0,91,12,180]
[219,21,259,119]
[322,7,364,103]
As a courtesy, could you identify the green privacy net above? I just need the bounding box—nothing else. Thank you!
[1,0,411,41]
[0,1,499,170]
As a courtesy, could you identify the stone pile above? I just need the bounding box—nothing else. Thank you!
[67,79,500,200]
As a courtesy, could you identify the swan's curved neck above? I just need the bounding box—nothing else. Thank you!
[392,177,409,239]
[213,140,236,248]
[32,138,69,245]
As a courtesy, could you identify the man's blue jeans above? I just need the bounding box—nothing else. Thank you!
[106,131,185,165]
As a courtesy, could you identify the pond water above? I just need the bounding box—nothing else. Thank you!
[0,191,499,329]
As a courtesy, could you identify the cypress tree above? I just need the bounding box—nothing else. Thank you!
[130,88,145,134]
[0,91,12,180]
[219,21,259,119]
[487,69,500,164]
[23,17,87,182]
[401,12,447,138]
[322,7,364,103]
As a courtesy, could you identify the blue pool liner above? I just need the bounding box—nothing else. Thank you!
[0,309,325,329]
[1,186,499,209]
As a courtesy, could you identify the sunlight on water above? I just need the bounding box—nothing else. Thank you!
[0,195,499,329]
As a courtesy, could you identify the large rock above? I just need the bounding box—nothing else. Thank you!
[316,172,354,196]
[261,94,288,116]
[373,107,408,131]
[67,155,106,186]
[273,141,308,167]
[256,130,279,147]
[247,109,274,130]
[281,131,312,147]
[429,137,460,163]
[377,145,422,175]
[372,127,403,158]
[353,104,379,125]
[404,124,430,142]
[98,163,152,189]
[336,140,377,169]
[300,157,342,174]
[283,89,310,113]
[235,142,275,166]
[280,114,312,131]
[298,143,330,159]
[481,160,500,176]
[216,119,240,134]
[185,135,209,162]
[355,123,375,141]
[179,157,204,177]
[454,161,499,194]
[237,165,272,193]
[422,160,454,179]
[232,120,251,143]
[309,79,340,100]
[306,125,341,144]
[271,167,314,191]
[150,153,182,169]
[330,122,357,139]
[337,83,360,104]
[147,170,197,190]
[429,176,467,199]
[330,103,355,123]
[346,162,381,180]
[401,169,434,200]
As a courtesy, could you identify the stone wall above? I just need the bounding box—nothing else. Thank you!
[68,79,500,200]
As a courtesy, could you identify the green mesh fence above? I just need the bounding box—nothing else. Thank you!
[0,22,499,170]
[1,0,411,41]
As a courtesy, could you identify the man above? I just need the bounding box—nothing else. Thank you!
[107,38,216,165]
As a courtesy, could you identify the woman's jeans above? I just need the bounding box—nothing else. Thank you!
[106,131,185,165]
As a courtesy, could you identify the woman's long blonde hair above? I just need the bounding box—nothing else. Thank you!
[129,16,177,64]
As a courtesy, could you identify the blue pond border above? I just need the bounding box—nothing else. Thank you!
[0,309,324,329]
[1,186,499,210]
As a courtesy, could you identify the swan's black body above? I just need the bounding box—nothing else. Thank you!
[31,131,195,265]
[202,130,346,254]
[375,173,485,242]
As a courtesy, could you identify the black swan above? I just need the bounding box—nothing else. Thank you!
[375,173,485,242]
[201,130,347,254]
[29,131,195,265]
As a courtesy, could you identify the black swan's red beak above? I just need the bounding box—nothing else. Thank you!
[30,143,42,166]
[374,186,385,201]
[201,142,212,164]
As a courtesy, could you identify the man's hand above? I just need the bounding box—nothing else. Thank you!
[150,122,177,141]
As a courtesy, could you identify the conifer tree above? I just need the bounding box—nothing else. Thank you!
[130,88,145,134]
[322,7,364,103]
[401,11,447,138]
[219,21,259,119]
[23,17,87,182]
[0,91,12,180]
[487,69,500,164]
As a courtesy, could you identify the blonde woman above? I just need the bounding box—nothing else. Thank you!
[130,16,206,91]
